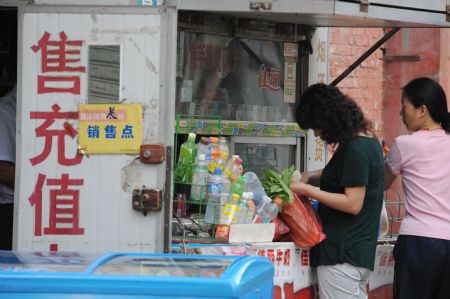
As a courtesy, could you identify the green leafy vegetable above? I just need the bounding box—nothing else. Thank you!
[261,165,295,205]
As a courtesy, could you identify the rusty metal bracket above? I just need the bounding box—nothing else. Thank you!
[447,4,450,22]
[132,188,162,216]
[360,0,369,13]
[384,55,421,62]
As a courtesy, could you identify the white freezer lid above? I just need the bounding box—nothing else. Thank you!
[171,0,450,28]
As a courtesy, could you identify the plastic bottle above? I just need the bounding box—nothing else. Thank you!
[229,154,239,162]
[229,176,245,198]
[195,137,210,163]
[207,151,229,174]
[209,137,220,161]
[223,158,235,180]
[252,195,272,223]
[256,202,279,223]
[205,168,223,224]
[231,158,244,181]
[243,171,267,208]
[190,154,209,201]
[174,132,197,183]
[237,192,250,224]
[244,192,256,224]
[224,157,243,182]
[220,193,241,225]
[221,171,231,194]
[218,137,229,158]
[220,172,231,217]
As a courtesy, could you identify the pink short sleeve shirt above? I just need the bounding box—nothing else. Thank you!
[386,130,450,240]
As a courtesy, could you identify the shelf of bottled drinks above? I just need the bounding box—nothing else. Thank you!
[172,114,282,243]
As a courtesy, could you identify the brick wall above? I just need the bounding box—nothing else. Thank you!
[329,28,385,139]
[382,28,441,147]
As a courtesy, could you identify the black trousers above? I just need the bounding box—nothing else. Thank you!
[394,235,450,299]
[0,203,13,250]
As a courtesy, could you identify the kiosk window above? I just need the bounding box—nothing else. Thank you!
[88,45,120,104]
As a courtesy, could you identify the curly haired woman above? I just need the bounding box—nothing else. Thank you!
[291,83,384,299]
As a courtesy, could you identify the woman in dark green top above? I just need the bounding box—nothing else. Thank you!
[292,83,384,299]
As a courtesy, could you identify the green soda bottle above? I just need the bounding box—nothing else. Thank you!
[229,176,245,198]
[174,132,197,183]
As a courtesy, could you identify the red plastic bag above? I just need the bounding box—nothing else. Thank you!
[280,193,326,248]
[272,216,290,241]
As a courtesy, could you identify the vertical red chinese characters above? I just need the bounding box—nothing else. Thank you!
[31,31,86,94]
[28,173,84,236]
[28,32,86,246]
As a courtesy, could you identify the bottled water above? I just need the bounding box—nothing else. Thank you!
[243,171,267,207]
[244,192,256,224]
[220,193,241,225]
[225,157,243,182]
[221,172,231,194]
[208,151,229,174]
[195,137,209,163]
[218,137,229,158]
[237,192,251,224]
[208,137,220,161]
[205,168,223,224]
[190,154,208,201]
[253,195,281,223]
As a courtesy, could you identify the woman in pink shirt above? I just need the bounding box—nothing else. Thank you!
[385,77,450,299]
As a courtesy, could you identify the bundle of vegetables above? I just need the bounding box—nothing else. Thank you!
[262,166,326,249]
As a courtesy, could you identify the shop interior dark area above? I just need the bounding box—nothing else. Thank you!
[0,7,17,96]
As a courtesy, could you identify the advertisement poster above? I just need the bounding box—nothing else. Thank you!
[78,104,142,154]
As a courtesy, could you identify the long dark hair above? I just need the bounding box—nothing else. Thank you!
[295,83,372,147]
[402,77,450,133]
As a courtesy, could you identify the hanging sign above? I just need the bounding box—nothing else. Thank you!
[283,42,298,103]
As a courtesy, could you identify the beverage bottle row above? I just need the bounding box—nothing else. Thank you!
[175,134,243,186]
[214,188,281,241]
[174,134,281,233]
[205,171,242,224]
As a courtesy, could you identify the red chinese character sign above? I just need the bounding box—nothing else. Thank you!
[29,104,83,166]
[22,30,87,250]
[248,242,314,297]
[368,245,395,291]
[258,65,281,91]
[28,173,84,237]
[31,31,86,94]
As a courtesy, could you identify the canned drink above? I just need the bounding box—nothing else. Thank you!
[174,193,187,218]
[311,199,319,212]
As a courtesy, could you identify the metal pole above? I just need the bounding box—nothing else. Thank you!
[163,146,172,253]
[330,28,401,86]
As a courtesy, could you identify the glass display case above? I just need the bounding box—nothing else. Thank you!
[0,251,274,298]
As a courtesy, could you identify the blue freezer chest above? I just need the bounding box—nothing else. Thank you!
[0,251,274,298]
